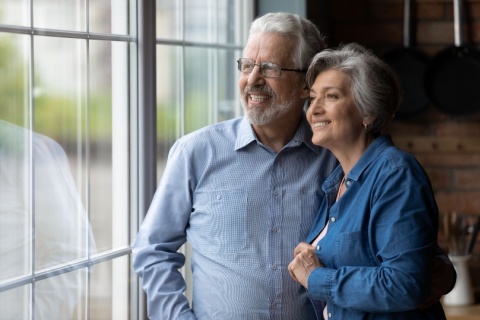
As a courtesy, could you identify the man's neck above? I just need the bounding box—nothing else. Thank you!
[252,113,302,153]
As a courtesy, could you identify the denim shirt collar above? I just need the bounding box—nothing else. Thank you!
[323,135,394,191]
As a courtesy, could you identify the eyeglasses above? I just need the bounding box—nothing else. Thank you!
[237,58,306,78]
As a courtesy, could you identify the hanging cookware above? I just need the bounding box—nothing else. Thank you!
[383,0,430,118]
[424,0,480,115]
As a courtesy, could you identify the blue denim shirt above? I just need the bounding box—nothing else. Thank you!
[306,135,446,319]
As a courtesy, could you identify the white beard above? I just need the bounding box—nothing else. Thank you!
[241,85,299,125]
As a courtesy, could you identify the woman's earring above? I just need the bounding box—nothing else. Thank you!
[363,123,368,131]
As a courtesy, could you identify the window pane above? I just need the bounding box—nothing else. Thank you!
[33,0,86,31]
[0,0,29,27]
[35,269,86,319]
[0,284,30,319]
[0,121,31,281]
[34,128,90,270]
[184,47,212,133]
[33,36,88,270]
[217,48,242,121]
[89,40,130,252]
[184,0,214,43]
[0,33,31,282]
[217,0,248,45]
[90,0,129,35]
[156,0,182,40]
[156,44,181,180]
[90,256,130,320]
[0,33,30,126]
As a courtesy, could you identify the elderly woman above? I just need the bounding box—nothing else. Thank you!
[288,43,447,319]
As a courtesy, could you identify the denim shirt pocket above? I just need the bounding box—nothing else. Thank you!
[334,230,377,267]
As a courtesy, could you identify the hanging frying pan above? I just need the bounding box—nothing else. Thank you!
[383,0,430,118]
[424,0,480,115]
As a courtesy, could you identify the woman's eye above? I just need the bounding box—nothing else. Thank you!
[326,93,338,99]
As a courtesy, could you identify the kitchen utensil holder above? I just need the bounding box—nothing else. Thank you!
[443,255,474,306]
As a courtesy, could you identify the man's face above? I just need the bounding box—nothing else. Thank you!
[238,33,308,125]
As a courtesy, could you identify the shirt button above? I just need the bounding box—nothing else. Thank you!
[272,264,277,270]
[271,302,276,309]
[274,190,278,196]
[271,227,278,233]
[345,180,352,187]
[330,217,336,222]
[316,245,320,250]
[328,312,332,318]
[216,195,222,200]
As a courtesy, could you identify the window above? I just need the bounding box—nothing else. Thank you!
[1,0,136,319]
[0,0,253,319]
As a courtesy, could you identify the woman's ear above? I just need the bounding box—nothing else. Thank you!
[300,82,310,99]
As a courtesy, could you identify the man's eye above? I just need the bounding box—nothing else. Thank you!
[262,63,275,71]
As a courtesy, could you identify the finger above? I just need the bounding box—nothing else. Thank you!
[293,242,311,257]
[288,263,298,282]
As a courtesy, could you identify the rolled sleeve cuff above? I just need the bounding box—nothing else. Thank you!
[307,267,336,302]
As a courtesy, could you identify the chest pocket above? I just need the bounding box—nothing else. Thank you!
[189,189,247,255]
[334,230,377,267]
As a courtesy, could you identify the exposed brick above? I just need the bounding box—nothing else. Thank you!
[454,168,480,189]
[435,191,480,213]
[425,167,452,189]
[433,121,480,135]
[417,4,446,20]
[369,3,403,21]
[415,153,480,167]
[417,21,455,45]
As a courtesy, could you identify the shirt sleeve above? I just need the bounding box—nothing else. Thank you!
[307,163,438,313]
[132,140,197,320]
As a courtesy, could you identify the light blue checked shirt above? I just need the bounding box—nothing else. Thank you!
[132,115,337,320]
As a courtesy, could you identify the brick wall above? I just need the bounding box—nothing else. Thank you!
[308,0,480,302]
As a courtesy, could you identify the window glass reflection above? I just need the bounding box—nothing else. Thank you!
[33,0,86,31]
[89,0,129,35]
[35,269,86,319]
[90,256,130,320]
[0,285,30,319]
[0,0,29,27]
[184,46,212,133]
[89,40,130,252]
[217,49,242,122]
[156,0,182,40]
[156,44,182,180]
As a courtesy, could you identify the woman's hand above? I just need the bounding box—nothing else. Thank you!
[288,242,323,288]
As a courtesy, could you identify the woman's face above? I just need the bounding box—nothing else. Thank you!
[306,69,365,151]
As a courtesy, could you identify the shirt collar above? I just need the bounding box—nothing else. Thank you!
[326,135,393,189]
[234,114,319,155]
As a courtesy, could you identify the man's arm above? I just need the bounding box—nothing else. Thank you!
[132,141,197,320]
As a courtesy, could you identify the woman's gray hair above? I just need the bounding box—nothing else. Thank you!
[306,43,401,137]
[248,12,325,71]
